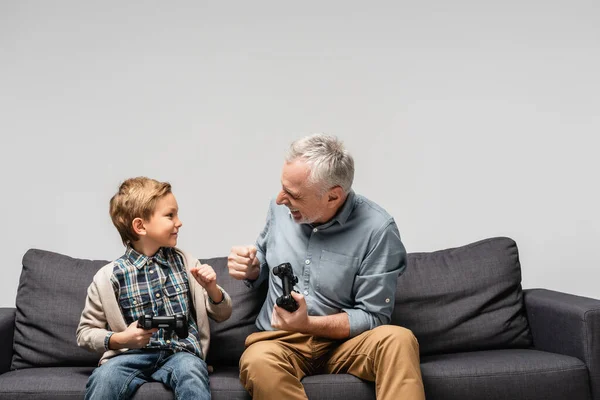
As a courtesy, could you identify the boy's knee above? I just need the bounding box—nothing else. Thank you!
[169,353,208,380]
[88,365,112,383]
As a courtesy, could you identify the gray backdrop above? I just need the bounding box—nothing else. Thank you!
[1,1,598,307]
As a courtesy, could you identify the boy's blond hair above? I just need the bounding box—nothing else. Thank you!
[109,177,172,245]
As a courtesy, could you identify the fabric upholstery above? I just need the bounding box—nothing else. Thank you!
[393,237,532,355]
[11,249,108,369]
[0,308,15,374]
[525,289,600,400]
[0,350,590,400]
[421,349,590,400]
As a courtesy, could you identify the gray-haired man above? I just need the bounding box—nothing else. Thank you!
[228,133,425,400]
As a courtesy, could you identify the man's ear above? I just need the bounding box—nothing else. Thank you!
[132,217,146,236]
[327,186,345,208]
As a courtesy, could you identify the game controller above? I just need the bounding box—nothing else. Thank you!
[137,314,189,339]
[273,262,299,312]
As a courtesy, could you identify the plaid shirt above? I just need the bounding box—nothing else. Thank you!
[110,246,203,358]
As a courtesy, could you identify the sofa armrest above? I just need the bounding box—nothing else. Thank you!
[524,289,600,400]
[0,308,16,374]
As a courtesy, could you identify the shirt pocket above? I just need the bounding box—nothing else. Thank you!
[316,250,359,305]
[119,292,152,317]
[162,281,190,314]
[162,281,189,298]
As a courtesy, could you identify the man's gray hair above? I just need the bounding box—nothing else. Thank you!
[285,133,354,194]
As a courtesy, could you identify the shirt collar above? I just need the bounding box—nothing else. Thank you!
[310,189,356,229]
[331,189,355,226]
[124,246,170,269]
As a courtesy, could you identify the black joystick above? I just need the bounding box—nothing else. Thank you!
[137,314,188,339]
[273,262,299,312]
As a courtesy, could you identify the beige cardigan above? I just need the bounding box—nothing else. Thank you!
[76,248,232,365]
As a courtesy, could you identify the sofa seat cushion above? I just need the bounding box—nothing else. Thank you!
[0,351,588,400]
[0,367,95,400]
[421,349,590,400]
[0,365,376,400]
[394,237,532,355]
[209,366,376,400]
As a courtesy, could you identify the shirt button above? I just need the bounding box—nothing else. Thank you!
[303,290,309,295]
[385,298,390,303]
[150,269,155,274]
[313,228,318,233]
[305,259,311,265]
[155,293,161,298]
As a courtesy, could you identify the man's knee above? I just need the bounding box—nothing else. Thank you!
[240,340,286,370]
[372,325,419,351]
[239,341,296,390]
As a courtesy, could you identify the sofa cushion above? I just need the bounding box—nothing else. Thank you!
[393,237,532,355]
[420,349,590,400]
[11,249,107,369]
[202,257,267,366]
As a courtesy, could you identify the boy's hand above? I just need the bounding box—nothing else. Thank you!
[191,263,224,303]
[228,245,260,280]
[191,263,218,290]
[109,321,157,350]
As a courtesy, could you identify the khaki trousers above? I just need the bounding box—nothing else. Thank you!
[239,325,425,400]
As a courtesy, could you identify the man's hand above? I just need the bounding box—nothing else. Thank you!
[271,291,309,332]
[191,263,223,303]
[109,321,158,350]
[228,245,260,281]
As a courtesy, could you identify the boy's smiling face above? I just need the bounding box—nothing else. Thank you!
[137,193,182,253]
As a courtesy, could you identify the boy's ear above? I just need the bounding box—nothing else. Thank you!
[132,218,146,236]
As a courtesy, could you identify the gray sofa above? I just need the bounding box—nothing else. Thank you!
[0,237,599,399]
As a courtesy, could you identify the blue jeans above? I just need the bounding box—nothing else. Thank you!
[85,350,210,400]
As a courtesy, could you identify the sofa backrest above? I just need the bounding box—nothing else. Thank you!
[10,236,532,369]
[12,249,108,369]
[393,236,532,355]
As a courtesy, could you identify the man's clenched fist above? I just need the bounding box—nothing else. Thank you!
[228,245,260,281]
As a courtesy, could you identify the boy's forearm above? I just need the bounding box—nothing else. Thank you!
[108,332,122,350]
[206,285,223,303]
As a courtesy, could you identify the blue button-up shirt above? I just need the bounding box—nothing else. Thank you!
[251,190,406,338]
[110,246,203,358]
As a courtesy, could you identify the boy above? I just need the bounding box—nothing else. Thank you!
[77,177,232,400]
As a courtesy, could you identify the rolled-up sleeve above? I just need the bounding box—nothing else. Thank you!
[342,220,406,337]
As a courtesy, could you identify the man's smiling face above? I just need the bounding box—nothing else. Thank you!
[275,159,328,224]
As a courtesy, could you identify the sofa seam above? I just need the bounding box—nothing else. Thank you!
[425,366,587,380]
